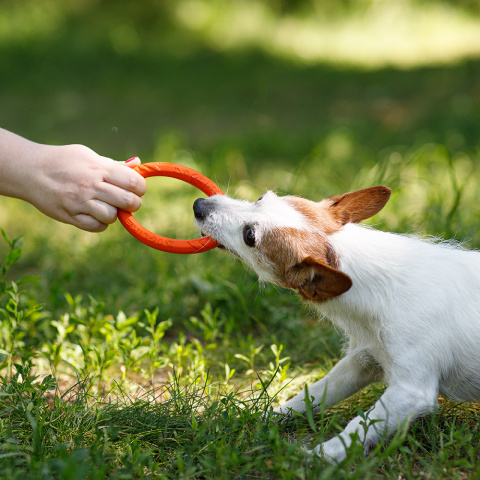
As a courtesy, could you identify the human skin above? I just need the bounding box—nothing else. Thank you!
[0,128,147,232]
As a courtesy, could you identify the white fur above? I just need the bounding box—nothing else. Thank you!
[194,191,480,463]
[290,224,480,461]
[197,192,308,283]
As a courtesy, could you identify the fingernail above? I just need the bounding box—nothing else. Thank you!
[126,157,140,163]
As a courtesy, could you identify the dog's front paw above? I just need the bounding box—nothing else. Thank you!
[262,406,293,424]
[303,437,347,465]
[271,405,304,423]
[272,405,291,416]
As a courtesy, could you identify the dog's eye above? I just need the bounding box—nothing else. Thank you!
[243,225,256,247]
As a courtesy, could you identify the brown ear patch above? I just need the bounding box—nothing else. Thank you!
[285,256,352,302]
[328,186,391,225]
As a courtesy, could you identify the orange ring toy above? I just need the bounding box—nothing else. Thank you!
[117,162,224,254]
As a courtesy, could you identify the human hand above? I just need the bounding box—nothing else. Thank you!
[23,144,147,232]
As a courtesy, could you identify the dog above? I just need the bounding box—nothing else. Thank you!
[193,186,480,463]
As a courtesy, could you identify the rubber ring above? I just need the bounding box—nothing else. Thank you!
[118,162,224,254]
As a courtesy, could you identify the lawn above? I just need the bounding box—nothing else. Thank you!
[1,1,480,478]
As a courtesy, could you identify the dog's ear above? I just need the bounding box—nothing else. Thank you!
[327,186,391,225]
[285,256,352,301]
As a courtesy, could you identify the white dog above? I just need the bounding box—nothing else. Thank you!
[193,186,480,463]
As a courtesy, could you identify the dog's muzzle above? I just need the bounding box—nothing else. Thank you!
[193,198,210,221]
[193,198,225,249]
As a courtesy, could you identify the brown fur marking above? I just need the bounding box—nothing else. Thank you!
[256,187,390,302]
[327,186,391,225]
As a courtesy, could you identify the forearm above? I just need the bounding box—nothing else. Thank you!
[0,128,46,201]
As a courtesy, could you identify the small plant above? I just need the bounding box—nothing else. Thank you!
[140,307,172,386]
[234,342,264,376]
[0,230,42,378]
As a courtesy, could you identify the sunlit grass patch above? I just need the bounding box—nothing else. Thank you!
[2,1,480,69]
[174,0,480,68]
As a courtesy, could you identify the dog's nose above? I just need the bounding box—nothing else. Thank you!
[193,198,208,220]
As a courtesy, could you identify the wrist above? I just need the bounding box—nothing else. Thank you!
[20,143,67,206]
[0,131,40,201]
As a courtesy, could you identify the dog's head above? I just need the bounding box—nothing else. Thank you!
[193,186,391,302]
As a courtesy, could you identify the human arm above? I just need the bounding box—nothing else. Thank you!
[0,128,147,232]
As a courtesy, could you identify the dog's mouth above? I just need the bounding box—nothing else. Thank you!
[201,231,225,249]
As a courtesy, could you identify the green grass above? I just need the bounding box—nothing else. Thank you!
[1,1,480,478]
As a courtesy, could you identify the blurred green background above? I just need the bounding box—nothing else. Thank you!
[1,0,480,317]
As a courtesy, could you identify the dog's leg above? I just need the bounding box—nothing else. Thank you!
[309,380,439,463]
[273,353,378,417]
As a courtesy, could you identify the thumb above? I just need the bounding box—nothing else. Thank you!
[124,156,141,168]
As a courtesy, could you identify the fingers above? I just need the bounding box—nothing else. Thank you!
[87,198,119,224]
[96,158,147,213]
[95,181,143,212]
[67,159,146,231]
[71,198,118,232]
[71,214,109,233]
[124,156,141,167]
[103,159,147,197]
